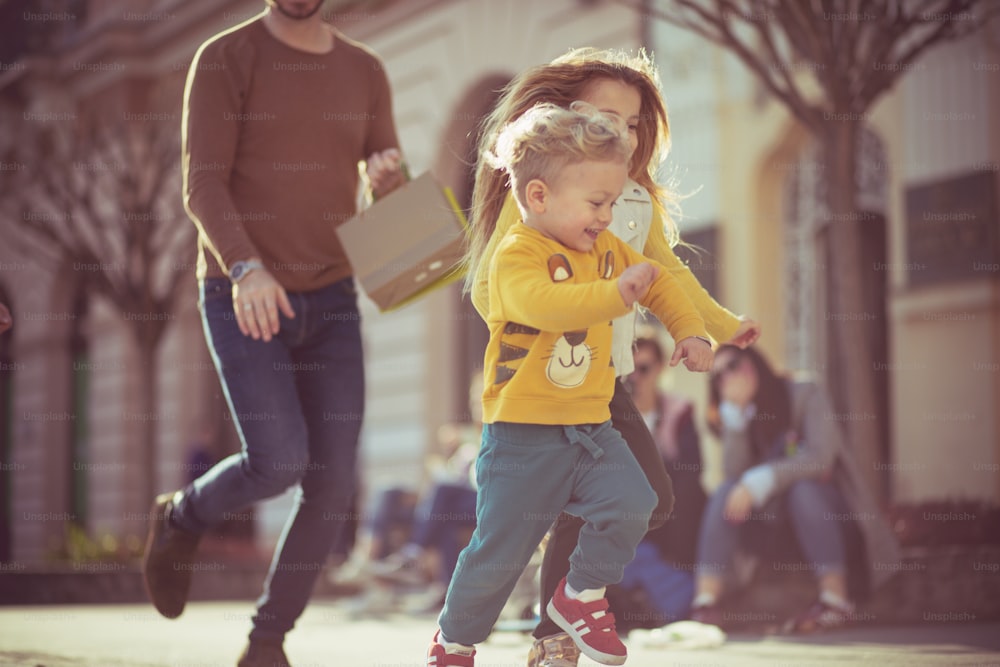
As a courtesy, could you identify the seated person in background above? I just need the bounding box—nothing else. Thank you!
[613,331,705,628]
[690,345,900,633]
[338,375,483,613]
[368,422,480,590]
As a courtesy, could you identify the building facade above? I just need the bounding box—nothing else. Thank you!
[0,0,996,564]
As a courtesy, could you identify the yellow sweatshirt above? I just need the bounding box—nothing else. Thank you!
[483,223,707,425]
[473,193,741,344]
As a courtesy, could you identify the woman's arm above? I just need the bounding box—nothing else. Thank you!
[643,207,745,344]
[738,382,840,507]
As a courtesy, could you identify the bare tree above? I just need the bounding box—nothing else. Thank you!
[624,0,998,500]
[1,101,194,515]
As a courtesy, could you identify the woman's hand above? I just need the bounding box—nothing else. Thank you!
[723,483,754,523]
[727,316,761,349]
[367,148,406,199]
[232,269,295,342]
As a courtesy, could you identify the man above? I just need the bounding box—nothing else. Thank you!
[142,1,404,665]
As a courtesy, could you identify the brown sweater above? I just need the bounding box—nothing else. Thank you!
[182,18,400,291]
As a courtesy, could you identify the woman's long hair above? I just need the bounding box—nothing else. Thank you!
[463,47,679,293]
[707,345,792,462]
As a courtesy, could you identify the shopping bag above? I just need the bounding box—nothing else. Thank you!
[336,172,467,312]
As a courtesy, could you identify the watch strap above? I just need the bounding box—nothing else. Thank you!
[231,259,264,282]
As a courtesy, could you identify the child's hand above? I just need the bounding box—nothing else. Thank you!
[617,262,657,307]
[669,336,714,372]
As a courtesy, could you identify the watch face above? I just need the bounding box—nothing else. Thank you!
[231,263,246,280]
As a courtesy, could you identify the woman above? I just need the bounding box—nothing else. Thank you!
[691,345,900,632]
[614,332,706,628]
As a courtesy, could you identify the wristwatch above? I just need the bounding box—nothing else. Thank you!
[230,259,264,283]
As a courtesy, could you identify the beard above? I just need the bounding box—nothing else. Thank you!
[267,0,324,20]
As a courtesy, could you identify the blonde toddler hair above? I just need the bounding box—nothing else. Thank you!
[464,47,679,294]
[484,101,630,212]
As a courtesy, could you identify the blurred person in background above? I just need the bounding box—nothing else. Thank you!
[690,345,900,633]
[140,1,405,666]
[342,374,484,614]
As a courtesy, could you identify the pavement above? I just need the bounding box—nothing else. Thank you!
[1,600,999,667]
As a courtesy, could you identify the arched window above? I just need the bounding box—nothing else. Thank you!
[434,74,512,421]
[782,127,892,481]
[782,127,888,374]
[782,143,827,374]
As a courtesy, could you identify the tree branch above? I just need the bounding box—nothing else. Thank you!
[637,0,824,132]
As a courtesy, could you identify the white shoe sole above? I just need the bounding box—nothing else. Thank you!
[546,599,626,666]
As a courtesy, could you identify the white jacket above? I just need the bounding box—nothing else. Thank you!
[608,179,653,378]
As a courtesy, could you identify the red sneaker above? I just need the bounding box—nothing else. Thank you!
[426,630,475,667]
[546,578,626,666]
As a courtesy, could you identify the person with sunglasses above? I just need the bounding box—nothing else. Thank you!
[690,345,900,633]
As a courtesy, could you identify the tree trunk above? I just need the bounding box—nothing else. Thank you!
[820,120,886,504]
[137,328,159,524]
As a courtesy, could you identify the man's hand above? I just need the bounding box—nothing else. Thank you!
[233,269,295,342]
[670,336,714,372]
[727,316,761,349]
[366,148,406,200]
[617,262,657,307]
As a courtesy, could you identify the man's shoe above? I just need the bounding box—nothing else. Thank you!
[237,639,291,667]
[526,632,580,666]
[546,578,626,666]
[141,492,201,619]
[427,630,475,666]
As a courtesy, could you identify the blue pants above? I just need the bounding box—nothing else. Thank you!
[369,487,417,560]
[438,421,656,645]
[174,276,364,641]
[368,484,476,583]
[619,541,694,622]
[411,483,478,584]
[696,478,847,579]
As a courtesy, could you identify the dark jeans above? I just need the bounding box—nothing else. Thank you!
[369,487,417,560]
[173,276,364,641]
[370,482,477,584]
[411,482,478,584]
[696,478,847,579]
[533,378,675,639]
